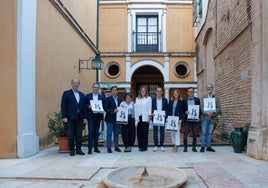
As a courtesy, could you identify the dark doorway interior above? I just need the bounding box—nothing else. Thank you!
[131,65,163,98]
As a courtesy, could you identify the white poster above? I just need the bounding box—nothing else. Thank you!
[116,107,128,124]
[166,116,180,131]
[187,105,200,120]
[153,110,165,126]
[203,98,216,113]
[90,100,104,113]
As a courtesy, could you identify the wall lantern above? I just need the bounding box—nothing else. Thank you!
[78,54,104,72]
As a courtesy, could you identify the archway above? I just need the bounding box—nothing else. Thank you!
[131,65,164,99]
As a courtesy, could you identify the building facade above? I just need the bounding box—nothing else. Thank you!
[0,0,99,158]
[194,0,268,160]
[0,0,195,158]
[96,0,196,100]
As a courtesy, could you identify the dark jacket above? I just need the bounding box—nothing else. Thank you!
[182,97,201,122]
[200,94,221,123]
[85,93,104,120]
[61,89,86,120]
[152,97,169,119]
[167,99,184,120]
[103,95,122,123]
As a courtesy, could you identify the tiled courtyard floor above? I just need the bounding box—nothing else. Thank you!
[0,145,267,188]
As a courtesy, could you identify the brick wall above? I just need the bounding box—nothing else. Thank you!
[196,0,253,141]
[215,26,252,140]
[215,0,252,56]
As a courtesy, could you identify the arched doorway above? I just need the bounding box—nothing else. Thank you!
[131,65,164,98]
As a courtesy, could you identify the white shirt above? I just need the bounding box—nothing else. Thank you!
[73,90,80,103]
[120,101,134,115]
[113,96,118,107]
[135,96,152,123]
[156,97,162,110]
[93,93,98,101]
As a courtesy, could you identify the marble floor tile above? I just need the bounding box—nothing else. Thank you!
[0,146,267,187]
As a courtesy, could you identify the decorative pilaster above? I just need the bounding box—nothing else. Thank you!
[17,0,39,157]
[247,0,268,160]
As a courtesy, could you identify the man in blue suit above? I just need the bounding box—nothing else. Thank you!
[152,87,169,152]
[85,83,104,154]
[182,87,201,153]
[103,86,122,153]
[61,78,86,156]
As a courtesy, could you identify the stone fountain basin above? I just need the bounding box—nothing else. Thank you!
[103,166,187,188]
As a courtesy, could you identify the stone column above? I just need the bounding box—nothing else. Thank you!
[247,0,268,160]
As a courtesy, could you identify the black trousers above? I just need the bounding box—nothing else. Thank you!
[67,119,83,152]
[183,121,198,147]
[121,116,136,148]
[88,117,101,150]
[137,116,149,151]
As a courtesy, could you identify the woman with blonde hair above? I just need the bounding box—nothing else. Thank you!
[167,89,184,152]
[135,87,152,151]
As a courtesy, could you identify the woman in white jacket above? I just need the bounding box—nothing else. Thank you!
[135,87,152,151]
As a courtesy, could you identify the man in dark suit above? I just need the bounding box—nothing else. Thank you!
[103,86,122,153]
[182,87,201,153]
[61,78,86,156]
[152,87,169,152]
[85,83,104,154]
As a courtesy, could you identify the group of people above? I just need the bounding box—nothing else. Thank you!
[61,78,221,156]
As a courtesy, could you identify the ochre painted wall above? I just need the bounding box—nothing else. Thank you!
[98,3,194,84]
[166,5,195,52]
[100,56,194,83]
[61,0,97,45]
[36,0,97,148]
[169,57,194,82]
[0,0,18,158]
[99,5,128,52]
[99,4,194,54]
[101,57,127,82]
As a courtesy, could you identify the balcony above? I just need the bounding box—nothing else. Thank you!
[133,31,161,53]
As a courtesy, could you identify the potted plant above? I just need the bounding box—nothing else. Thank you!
[47,111,70,152]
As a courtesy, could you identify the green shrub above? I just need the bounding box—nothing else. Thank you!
[47,111,67,137]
